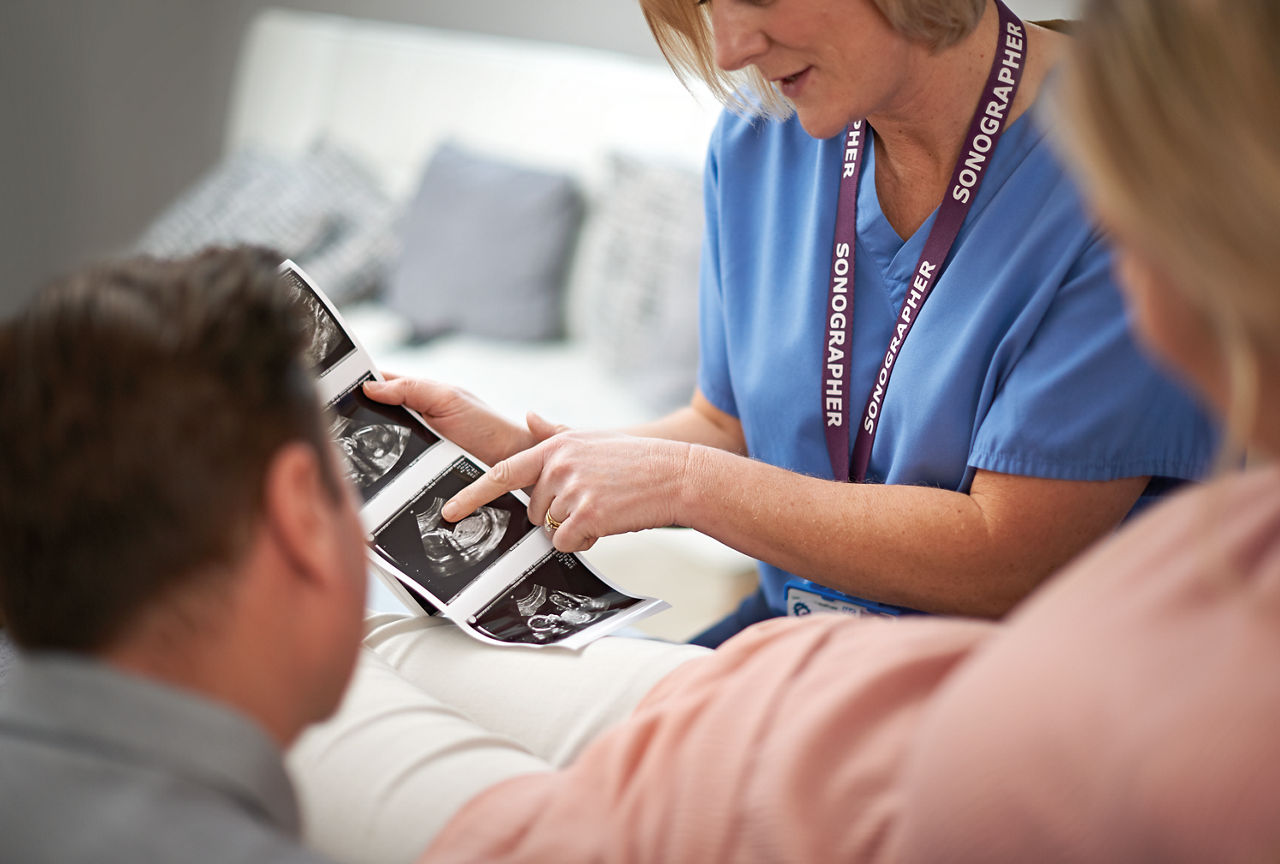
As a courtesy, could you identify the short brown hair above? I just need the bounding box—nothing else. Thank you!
[638,0,986,117]
[0,246,336,652]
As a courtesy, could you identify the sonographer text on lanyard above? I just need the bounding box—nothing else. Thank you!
[822,0,1026,483]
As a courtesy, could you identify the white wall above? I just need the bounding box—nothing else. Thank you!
[1016,0,1080,18]
[0,0,1077,317]
[0,0,658,316]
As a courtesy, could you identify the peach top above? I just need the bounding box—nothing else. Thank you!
[895,464,1280,862]
[425,467,1280,863]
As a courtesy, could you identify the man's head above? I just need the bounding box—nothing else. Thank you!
[0,246,367,740]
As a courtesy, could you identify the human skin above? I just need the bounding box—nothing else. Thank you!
[363,1,1150,618]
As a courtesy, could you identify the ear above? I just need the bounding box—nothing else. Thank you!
[261,442,342,588]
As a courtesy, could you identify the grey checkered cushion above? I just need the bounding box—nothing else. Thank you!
[567,153,704,413]
[134,142,399,304]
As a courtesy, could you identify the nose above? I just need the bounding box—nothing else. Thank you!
[711,3,769,72]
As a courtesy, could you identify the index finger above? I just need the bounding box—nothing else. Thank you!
[442,448,546,522]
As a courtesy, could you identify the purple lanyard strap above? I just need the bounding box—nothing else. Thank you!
[823,0,1026,482]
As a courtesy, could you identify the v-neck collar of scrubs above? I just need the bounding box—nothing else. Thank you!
[856,108,1042,298]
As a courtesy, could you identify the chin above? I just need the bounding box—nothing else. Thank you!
[794,109,850,141]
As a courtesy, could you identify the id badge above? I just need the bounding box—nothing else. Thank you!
[783,578,918,619]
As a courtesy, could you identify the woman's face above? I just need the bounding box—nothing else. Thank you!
[1108,233,1228,414]
[707,0,916,138]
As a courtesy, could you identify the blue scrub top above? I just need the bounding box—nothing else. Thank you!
[697,104,1219,616]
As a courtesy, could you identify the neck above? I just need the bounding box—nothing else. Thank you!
[869,4,1058,238]
[868,2,1006,192]
[103,587,313,748]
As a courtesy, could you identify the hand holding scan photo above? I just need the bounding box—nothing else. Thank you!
[443,427,693,553]
[362,376,533,469]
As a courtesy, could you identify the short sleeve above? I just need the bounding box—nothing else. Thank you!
[970,235,1217,483]
[695,117,739,419]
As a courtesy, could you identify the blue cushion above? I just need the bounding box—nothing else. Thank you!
[385,142,584,341]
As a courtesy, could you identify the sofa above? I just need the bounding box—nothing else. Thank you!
[134,7,756,640]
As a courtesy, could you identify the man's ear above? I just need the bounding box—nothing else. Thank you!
[261,442,339,587]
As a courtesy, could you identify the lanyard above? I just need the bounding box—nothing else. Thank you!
[823,0,1026,483]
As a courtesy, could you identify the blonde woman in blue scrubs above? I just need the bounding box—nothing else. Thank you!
[366,0,1217,645]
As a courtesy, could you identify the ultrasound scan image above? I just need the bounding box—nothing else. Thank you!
[336,422,410,487]
[281,268,355,374]
[328,377,440,503]
[415,496,511,573]
[372,459,529,603]
[471,552,638,645]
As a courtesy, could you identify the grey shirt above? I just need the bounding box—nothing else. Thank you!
[0,653,335,863]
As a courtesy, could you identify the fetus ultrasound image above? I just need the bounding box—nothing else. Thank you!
[329,376,440,503]
[372,458,529,603]
[282,268,355,374]
[471,551,637,645]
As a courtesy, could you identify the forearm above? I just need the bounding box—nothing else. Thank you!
[676,445,1142,617]
[442,386,1141,611]
[625,391,747,455]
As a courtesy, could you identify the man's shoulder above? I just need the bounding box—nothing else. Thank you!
[0,655,330,863]
[0,630,16,689]
[0,737,332,864]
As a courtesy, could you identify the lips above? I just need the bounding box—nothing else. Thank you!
[774,67,811,99]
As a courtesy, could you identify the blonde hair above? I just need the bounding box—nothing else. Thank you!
[638,0,986,117]
[1061,0,1280,459]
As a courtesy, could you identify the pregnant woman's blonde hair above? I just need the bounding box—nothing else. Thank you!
[1061,0,1280,461]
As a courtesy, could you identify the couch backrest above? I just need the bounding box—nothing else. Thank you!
[224,8,723,201]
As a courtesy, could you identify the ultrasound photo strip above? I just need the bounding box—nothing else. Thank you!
[279,259,668,648]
